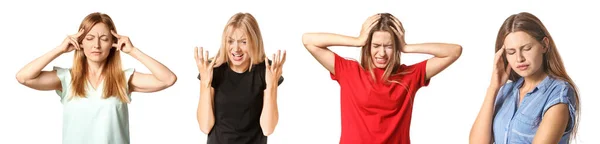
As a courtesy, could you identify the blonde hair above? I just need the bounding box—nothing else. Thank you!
[70,12,130,103]
[212,12,265,71]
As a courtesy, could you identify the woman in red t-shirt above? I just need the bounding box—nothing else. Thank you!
[302,13,462,144]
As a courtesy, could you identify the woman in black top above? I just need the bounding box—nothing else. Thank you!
[195,12,286,144]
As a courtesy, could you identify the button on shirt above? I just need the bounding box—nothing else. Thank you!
[492,76,576,144]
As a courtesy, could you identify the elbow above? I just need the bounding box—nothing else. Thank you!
[166,75,177,87]
[16,74,27,85]
[200,125,212,135]
[261,125,275,136]
[301,33,315,50]
[451,44,463,59]
[262,129,274,136]
[160,75,177,88]
[198,121,214,134]
[301,33,311,46]
[260,118,278,136]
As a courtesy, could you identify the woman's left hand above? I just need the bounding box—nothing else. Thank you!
[111,30,136,54]
[265,50,286,87]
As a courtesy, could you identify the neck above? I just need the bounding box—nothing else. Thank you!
[230,62,250,73]
[522,70,547,90]
[87,59,106,77]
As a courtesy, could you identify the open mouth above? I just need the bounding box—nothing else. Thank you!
[232,53,244,61]
[375,57,387,64]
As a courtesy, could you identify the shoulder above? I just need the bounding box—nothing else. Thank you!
[53,66,71,73]
[544,77,576,100]
[53,66,71,79]
[495,81,518,102]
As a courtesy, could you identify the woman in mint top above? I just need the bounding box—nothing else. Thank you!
[15,12,177,144]
[470,12,580,144]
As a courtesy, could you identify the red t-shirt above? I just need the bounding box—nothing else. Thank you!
[330,54,430,144]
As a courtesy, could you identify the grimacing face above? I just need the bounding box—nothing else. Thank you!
[226,27,251,67]
[81,23,114,63]
[370,31,395,68]
[503,31,547,78]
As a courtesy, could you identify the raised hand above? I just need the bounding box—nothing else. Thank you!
[195,47,216,87]
[491,46,512,88]
[58,29,84,53]
[111,30,136,53]
[358,14,381,45]
[388,16,407,49]
[265,50,286,87]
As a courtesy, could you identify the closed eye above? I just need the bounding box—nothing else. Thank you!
[506,49,516,55]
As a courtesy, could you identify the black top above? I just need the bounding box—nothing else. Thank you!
[198,60,283,144]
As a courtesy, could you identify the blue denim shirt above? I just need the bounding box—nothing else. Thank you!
[492,76,576,144]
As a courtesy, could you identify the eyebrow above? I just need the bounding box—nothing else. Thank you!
[506,43,532,50]
[371,43,393,46]
[86,34,109,36]
[227,37,247,40]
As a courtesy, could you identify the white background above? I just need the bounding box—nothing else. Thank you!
[1,0,598,143]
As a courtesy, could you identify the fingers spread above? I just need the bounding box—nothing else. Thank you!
[194,47,199,61]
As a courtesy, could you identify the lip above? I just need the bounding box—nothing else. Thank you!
[375,57,387,64]
[91,52,101,55]
[516,64,529,70]
[231,53,244,61]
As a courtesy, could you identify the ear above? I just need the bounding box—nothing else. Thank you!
[542,37,550,53]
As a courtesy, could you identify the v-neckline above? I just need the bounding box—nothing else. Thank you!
[87,78,104,92]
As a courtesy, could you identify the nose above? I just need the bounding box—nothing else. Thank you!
[92,38,100,49]
[232,41,241,52]
[516,51,525,63]
[377,47,385,57]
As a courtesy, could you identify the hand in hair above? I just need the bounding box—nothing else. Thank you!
[388,17,407,49]
[491,46,512,88]
[265,50,286,87]
[111,30,136,53]
[358,14,381,46]
[195,47,216,87]
[59,29,84,53]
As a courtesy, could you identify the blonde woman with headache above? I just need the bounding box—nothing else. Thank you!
[15,12,177,144]
[195,12,285,144]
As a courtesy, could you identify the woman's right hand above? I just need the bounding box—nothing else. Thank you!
[358,14,380,46]
[491,46,512,89]
[195,47,216,87]
[58,29,84,53]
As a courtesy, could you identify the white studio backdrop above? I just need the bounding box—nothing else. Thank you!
[0,0,598,143]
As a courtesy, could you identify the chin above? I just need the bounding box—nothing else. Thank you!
[514,70,532,77]
[228,58,248,66]
[374,64,387,69]
[86,56,108,63]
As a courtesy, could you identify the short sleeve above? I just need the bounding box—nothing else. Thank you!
[408,60,429,87]
[124,68,135,101]
[330,53,359,81]
[543,83,577,133]
[54,66,71,99]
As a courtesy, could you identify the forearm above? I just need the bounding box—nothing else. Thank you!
[302,33,364,48]
[16,47,63,83]
[403,43,462,58]
[469,86,502,144]
[128,48,177,85]
[197,83,215,134]
[260,85,279,136]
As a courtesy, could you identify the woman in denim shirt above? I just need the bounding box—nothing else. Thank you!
[469,12,580,144]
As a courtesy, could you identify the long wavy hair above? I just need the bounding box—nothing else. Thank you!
[495,12,580,141]
[70,12,129,103]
